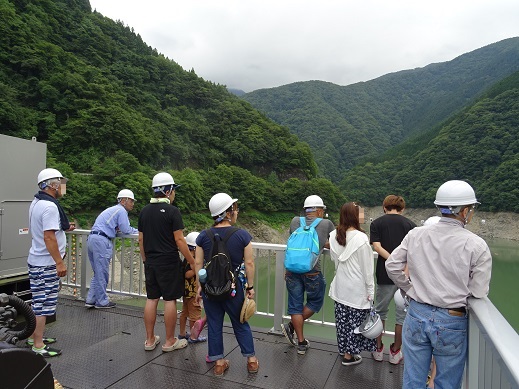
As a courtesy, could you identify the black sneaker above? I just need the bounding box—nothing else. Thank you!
[85,301,95,308]
[342,355,362,366]
[280,322,296,346]
[297,339,310,355]
[95,302,116,309]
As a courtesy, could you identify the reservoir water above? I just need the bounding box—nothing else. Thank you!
[248,237,519,340]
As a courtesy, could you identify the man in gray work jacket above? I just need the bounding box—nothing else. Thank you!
[386,180,492,389]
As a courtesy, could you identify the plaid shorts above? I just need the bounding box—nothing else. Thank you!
[28,264,59,316]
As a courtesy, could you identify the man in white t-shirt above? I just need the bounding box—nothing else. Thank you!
[27,168,72,358]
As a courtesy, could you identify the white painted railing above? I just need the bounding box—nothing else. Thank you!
[63,230,519,389]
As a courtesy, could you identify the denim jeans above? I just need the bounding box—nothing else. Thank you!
[203,278,255,361]
[86,235,113,306]
[403,299,468,389]
[285,271,326,315]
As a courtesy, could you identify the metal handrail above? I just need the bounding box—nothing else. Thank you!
[63,230,519,389]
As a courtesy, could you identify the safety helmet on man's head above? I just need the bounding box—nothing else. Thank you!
[434,180,479,207]
[37,168,65,185]
[303,195,326,210]
[209,193,238,217]
[117,189,135,201]
[38,168,67,189]
[151,172,181,189]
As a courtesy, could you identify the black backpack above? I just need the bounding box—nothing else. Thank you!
[203,227,239,301]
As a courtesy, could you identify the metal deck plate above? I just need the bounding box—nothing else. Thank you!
[17,297,403,388]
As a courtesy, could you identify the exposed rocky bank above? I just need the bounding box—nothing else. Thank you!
[242,208,517,244]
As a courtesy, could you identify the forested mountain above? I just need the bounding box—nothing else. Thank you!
[0,0,346,216]
[242,38,519,181]
[340,70,519,212]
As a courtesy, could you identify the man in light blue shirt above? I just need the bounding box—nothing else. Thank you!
[85,189,138,309]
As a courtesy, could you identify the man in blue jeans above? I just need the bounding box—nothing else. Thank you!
[386,180,492,389]
[281,195,335,355]
[86,189,138,309]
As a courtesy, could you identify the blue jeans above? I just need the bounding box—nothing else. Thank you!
[285,271,326,315]
[403,299,468,389]
[203,278,255,361]
[86,235,113,306]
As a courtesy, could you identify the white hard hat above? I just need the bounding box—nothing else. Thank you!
[303,195,326,209]
[423,216,441,226]
[394,289,406,311]
[185,231,199,247]
[354,311,383,339]
[37,168,65,185]
[151,172,180,189]
[117,189,135,201]
[434,180,479,207]
[209,193,238,216]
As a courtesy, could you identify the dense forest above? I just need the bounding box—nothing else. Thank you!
[339,70,519,211]
[2,0,518,219]
[243,38,519,182]
[0,0,346,221]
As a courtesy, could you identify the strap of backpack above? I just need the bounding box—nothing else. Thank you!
[309,217,322,229]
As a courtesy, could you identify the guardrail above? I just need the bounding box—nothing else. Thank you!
[63,230,519,389]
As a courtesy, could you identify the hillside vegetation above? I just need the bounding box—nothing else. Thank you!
[0,0,346,216]
[243,38,519,181]
[340,70,519,211]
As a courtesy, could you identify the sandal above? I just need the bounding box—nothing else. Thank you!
[32,345,62,358]
[214,359,230,376]
[178,333,190,340]
[247,359,259,373]
[191,318,207,339]
[26,337,57,346]
[144,335,160,351]
[188,335,207,344]
[161,337,188,352]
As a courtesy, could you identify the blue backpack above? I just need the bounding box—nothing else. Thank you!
[284,217,322,273]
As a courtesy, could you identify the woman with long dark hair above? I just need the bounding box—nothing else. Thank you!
[329,202,376,365]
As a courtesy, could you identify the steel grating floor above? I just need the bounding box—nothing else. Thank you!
[19,296,403,388]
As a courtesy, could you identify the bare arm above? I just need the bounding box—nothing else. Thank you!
[194,244,204,302]
[138,232,146,262]
[372,241,391,260]
[44,230,67,277]
[174,229,195,268]
[243,242,255,299]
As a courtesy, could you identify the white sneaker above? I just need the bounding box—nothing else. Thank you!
[372,344,384,361]
[389,344,404,364]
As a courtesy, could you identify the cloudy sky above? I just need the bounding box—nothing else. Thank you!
[89,0,519,92]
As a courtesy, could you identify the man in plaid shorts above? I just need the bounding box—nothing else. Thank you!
[27,168,72,357]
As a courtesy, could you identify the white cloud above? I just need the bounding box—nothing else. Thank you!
[90,0,519,92]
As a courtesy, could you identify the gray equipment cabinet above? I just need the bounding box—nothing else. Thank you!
[0,135,47,290]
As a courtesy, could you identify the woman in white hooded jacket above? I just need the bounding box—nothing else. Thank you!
[329,202,376,366]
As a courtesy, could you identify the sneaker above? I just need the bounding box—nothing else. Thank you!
[32,345,62,358]
[389,343,403,365]
[342,355,363,366]
[85,301,95,308]
[95,302,116,309]
[297,339,310,355]
[26,337,57,346]
[280,322,297,346]
[372,343,384,361]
